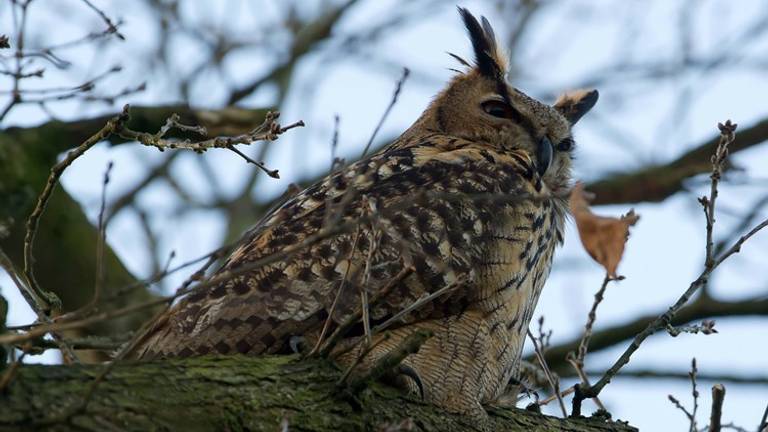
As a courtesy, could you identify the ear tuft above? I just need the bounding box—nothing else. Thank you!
[554,89,599,125]
[457,7,507,79]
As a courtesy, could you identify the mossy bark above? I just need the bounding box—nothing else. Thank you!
[0,355,637,432]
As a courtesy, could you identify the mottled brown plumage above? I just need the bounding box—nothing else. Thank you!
[133,8,598,419]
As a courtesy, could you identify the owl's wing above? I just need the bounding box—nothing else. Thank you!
[133,136,545,359]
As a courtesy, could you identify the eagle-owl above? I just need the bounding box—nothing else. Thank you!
[133,8,597,418]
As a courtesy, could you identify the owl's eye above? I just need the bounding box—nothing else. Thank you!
[481,100,512,119]
[556,137,575,152]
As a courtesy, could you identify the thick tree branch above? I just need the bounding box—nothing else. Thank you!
[587,117,768,205]
[0,356,637,432]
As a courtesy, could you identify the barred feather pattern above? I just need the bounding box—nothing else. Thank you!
[133,130,565,413]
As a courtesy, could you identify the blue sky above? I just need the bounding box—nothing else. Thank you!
[1,1,767,430]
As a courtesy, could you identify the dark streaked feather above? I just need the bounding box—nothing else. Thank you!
[457,7,503,78]
[447,51,471,68]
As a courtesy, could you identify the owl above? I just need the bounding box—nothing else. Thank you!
[132,8,598,419]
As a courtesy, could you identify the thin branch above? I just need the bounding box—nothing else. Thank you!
[690,358,700,432]
[565,356,605,412]
[527,329,567,417]
[669,394,695,424]
[702,123,733,269]
[308,227,362,356]
[361,67,409,157]
[576,273,616,365]
[93,161,114,307]
[371,278,463,335]
[317,266,414,357]
[573,121,768,406]
[78,0,125,40]
[359,226,381,345]
[666,319,718,337]
[118,111,303,179]
[538,385,575,407]
[330,114,341,172]
[566,274,616,413]
[23,105,130,315]
[759,402,768,432]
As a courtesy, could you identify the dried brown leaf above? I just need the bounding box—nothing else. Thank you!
[569,183,639,278]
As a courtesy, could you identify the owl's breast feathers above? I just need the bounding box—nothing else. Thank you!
[133,133,566,359]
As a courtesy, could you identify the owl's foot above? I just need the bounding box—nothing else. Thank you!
[453,402,493,432]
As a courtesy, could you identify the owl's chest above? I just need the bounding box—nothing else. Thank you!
[473,201,563,321]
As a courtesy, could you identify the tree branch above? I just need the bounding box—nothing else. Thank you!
[587,117,768,205]
[0,356,637,432]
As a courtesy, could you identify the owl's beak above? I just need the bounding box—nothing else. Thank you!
[536,136,553,177]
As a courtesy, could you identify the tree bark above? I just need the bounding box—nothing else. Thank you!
[0,355,637,432]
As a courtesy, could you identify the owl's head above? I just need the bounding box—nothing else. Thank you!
[414,8,597,193]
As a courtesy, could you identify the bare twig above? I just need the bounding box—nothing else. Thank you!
[93,161,114,307]
[308,227,362,356]
[575,274,615,364]
[712,218,768,268]
[0,0,29,122]
[708,384,725,432]
[527,329,567,417]
[565,356,605,412]
[759,402,768,432]
[78,0,125,40]
[318,266,414,357]
[330,114,341,172]
[572,121,768,407]
[702,123,734,269]
[668,394,694,424]
[666,319,718,337]
[538,385,575,407]
[371,278,462,335]
[536,316,552,352]
[119,111,303,179]
[567,274,615,413]
[361,68,409,157]
[23,106,130,315]
[360,226,382,344]
[690,358,700,432]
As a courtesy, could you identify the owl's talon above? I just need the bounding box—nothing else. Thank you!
[289,336,306,354]
[396,364,425,400]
